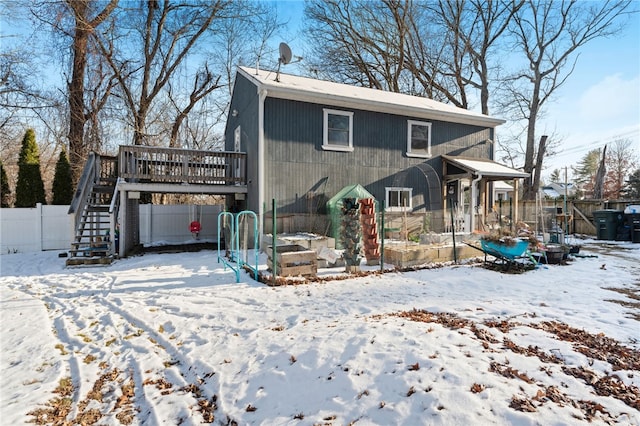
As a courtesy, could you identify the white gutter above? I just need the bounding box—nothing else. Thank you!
[258,88,268,239]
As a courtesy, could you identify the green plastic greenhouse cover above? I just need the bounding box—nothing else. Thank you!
[326,184,376,249]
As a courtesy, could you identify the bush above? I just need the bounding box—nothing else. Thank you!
[52,148,73,205]
[15,129,46,208]
[0,159,11,207]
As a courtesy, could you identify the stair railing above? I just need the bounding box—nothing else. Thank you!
[68,152,98,236]
[109,178,122,256]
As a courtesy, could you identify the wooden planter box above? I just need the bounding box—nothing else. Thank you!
[267,244,317,277]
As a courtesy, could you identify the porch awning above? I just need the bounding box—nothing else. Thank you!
[442,155,529,180]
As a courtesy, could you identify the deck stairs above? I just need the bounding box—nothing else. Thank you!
[66,153,118,266]
[64,145,247,265]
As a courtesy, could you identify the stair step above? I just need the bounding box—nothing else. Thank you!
[66,256,114,267]
[86,206,110,212]
[71,240,111,247]
[93,185,115,193]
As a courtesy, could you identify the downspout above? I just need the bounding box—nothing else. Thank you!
[258,88,268,241]
[471,173,483,233]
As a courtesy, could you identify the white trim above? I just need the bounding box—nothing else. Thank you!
[407,120,432,158]
[323,108,354,151]
[385,187,413,212]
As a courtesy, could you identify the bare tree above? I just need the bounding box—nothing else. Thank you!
[95,0,238,147]
[1,4,69,199]
[429,0,524,115]
[593,145,607,200]
[303,0,524,114]
[501,0,634,200]
[304,0,415,92]
[166,65,221,148]
[64,0,118,179]
[604,138,638,199]
[212,2,282,99]
[166,1,282,149]
[572,147,604,199]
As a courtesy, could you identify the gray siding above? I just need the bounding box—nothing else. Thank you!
[263,98,492,214]
[224,73,260,212]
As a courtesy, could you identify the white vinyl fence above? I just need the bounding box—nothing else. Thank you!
[1,204,222,255]
[138,204,222,246]
[0,204,71,254]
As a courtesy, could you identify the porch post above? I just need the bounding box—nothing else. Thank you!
[471,173,482,232]
[119,189,127,256]
[479,179,486,231]
[513,179,519,226]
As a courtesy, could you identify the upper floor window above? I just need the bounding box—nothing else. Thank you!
[323,109,354,152]
[407,120,432,158]
[386,187,412,212]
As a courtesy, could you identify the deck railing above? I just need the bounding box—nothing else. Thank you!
[118,145,247,186]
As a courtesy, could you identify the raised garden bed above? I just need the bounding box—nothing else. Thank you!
[267,244,318,277]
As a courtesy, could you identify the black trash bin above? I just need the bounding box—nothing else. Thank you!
[593,210,624,241]
[627,213,640,243]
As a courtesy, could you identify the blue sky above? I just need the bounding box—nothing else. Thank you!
[539,19,640,173]
[274,0,640,177]
[2,1,637,177]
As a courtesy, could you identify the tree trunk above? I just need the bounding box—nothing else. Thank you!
[522,84,541,201]
[66,0,119,182]
[532,135,547,197]
[68,7,89,183]
[593,145,607,199]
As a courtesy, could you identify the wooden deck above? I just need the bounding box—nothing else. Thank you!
[118,145,246,187]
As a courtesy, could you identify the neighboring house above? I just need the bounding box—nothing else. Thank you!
[224,66,528,236]
[541,182,577,199]
[493,181,514,202]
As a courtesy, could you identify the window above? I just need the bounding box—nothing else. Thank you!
[234,125,241,152]
[323,109,353,151]
[407,120,432,158]
[386,187,412,211]
[233,126,242,184]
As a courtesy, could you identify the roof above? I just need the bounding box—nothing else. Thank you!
[541,182,577,198]
[237,66,505,128]
[327,184,374,208]
[493,181,514,191]
[542,187,562,198]
[442,155,529,180]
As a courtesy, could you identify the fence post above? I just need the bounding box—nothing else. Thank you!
[36,203,43,252]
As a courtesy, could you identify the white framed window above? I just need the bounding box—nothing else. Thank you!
[407,120,432,158]
[234,125,241,152]
[323,109,354,151]
[385,187,413,211]
[233,125,242,184]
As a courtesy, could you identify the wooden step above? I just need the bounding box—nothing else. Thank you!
[86,206,110,212]
[93,185,115,193]
[66,256,114,267]
[71,240,111,247]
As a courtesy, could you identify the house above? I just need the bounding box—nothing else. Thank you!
[224,66,528,238]
[541,182,577,199]
[493,181,514,202]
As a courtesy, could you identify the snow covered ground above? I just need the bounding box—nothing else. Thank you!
[1,239,638,425]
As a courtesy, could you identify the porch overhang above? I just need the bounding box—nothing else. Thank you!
[442,155,529,181]
[442,155,529,233]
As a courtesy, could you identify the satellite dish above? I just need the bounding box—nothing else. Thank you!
[279,42,292,65]
[276,42,293,82]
